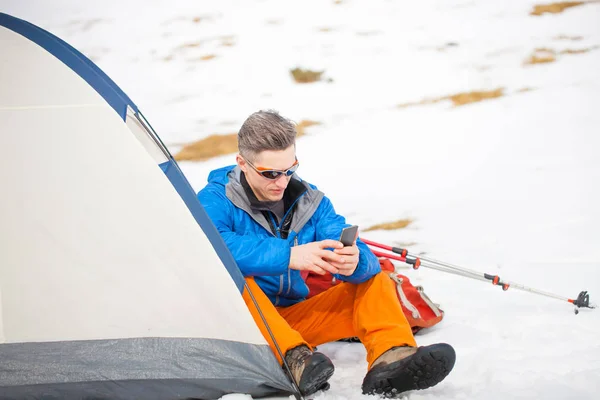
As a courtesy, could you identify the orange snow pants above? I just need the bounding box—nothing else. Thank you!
[242,271,417,369]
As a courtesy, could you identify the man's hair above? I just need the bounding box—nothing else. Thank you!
[238,110,297,160]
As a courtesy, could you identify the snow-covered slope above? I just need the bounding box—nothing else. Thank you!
[2,0,599,398]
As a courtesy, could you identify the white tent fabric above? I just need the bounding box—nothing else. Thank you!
[0,13,293,399]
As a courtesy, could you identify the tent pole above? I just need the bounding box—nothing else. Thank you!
[244,283,305,400]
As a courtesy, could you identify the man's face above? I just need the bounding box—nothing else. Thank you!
[237,145,297,202]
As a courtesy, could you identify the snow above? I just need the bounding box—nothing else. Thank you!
[2,0,600,398]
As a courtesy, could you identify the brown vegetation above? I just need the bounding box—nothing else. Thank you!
[524,48,556,65]
[177,42,202,49]
[397,97,439,108]
[524,46,598,65]
[219,35,236,47]
[174,133,238,162]
[560,46,598,54]
[161,41,203,62]
[517,87,536,93]
[290,68,324,83]
[554,34,584,41]
[296,120,321,137]
[364,219,413,232]
[530,2,584,16]
[173,120,321,162]
[394,242,417,248]
[398,88,504,109]
[448,89,504,106]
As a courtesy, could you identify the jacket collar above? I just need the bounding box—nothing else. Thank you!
[224,165,325,237]
[240,171,307,215]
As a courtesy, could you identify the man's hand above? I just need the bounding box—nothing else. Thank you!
[289,240,346,275]
[331,243,360,276]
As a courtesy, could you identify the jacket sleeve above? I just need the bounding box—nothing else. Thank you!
[198,186,290,277]
[314,195,381,283]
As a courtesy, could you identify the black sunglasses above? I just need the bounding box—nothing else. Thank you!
[246,158,300,180]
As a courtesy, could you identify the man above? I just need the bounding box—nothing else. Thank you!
[197,110,455,397]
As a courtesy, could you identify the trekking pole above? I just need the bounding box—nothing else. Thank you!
[363,238,596,314]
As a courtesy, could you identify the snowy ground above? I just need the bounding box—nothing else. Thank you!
[3,0,600,398]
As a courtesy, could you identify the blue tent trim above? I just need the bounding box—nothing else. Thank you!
[0,12,137,120]
[160,161,246,291]
[1,12,246,292]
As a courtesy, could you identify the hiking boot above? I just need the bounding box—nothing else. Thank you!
[284,344,335,396]
[362,343,456,397]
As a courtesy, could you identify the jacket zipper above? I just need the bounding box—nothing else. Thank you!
[267,213,280,238]
[265,212,285,303]
[275,192,307,298]
[275,275,284,307]
[279,191,306,232]
[286,236,299,296]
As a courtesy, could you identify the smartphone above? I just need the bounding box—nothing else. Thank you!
[339,225,359,247]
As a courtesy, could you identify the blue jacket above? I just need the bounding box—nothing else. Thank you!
[197,165,381,306]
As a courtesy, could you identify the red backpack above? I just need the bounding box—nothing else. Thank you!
[304,258,444,334]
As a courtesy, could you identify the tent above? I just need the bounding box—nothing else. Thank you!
[0,13,295,399]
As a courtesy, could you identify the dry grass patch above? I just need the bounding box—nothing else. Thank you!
[162,41,204,61]
[398,88,505,108]
[174,133,238,162]
[517,87,536,93]
[397,98,439,108]
[554,34,584,41]
[448,89,504,106]
[219,35,236,47]
[290,68,324,83]
[197,54,217,61]
[524,48,556,65]
[296,120,321,137]
[173,119,320,162]
[560,46,598,54]
[177,42,202,49]
[396,242,418,247]
[364,219,413,232]
[523,46,597,65]
[530,2,585,16]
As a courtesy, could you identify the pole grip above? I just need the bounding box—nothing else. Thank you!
[362,239,407,257]
[484,273,509,290]
[405,255,421,269]
[370,249,406,263]
[392,246,408,257]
